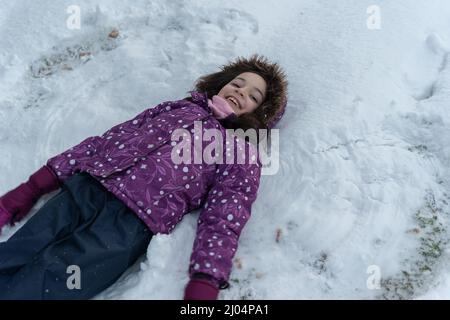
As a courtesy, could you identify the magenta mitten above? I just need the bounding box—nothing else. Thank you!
[184,274,220,300]
[0,165,61,226]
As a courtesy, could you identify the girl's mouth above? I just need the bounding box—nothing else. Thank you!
[226,96,239,109]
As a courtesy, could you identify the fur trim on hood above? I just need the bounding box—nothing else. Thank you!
[219,54,288,129]
[192,54,289,130]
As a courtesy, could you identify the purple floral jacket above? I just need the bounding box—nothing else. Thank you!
[45,91,262,289]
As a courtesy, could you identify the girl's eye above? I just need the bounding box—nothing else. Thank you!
[230,82,257,102]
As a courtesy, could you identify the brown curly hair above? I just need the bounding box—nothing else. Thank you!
[185,54,288,136]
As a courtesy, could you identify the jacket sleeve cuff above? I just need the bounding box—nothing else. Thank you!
[43,165,62,188]
[191,273,220,288]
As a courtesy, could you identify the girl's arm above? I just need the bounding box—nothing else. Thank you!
[0,165,61,229]
[45,101,173,183]
[186,139,262,296]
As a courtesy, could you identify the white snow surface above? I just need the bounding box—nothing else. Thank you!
[1,0,450,299]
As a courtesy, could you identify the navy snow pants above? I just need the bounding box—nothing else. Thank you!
[0,172,153,299]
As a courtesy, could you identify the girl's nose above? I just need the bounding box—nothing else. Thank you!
[235,88,245,98]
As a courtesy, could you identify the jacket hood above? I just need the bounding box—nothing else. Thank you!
[192,54,289,130]
[215,54,288,130]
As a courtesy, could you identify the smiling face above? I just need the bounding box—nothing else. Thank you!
[217,72,267,116]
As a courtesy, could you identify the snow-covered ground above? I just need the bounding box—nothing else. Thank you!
[1,0,450,299]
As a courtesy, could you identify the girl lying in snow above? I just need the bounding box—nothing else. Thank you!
[0,54,288,300]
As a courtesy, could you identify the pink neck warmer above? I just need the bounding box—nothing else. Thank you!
[207,95,236,119]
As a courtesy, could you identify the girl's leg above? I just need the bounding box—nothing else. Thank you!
[0,182,83,275]
[0,173,153,300]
